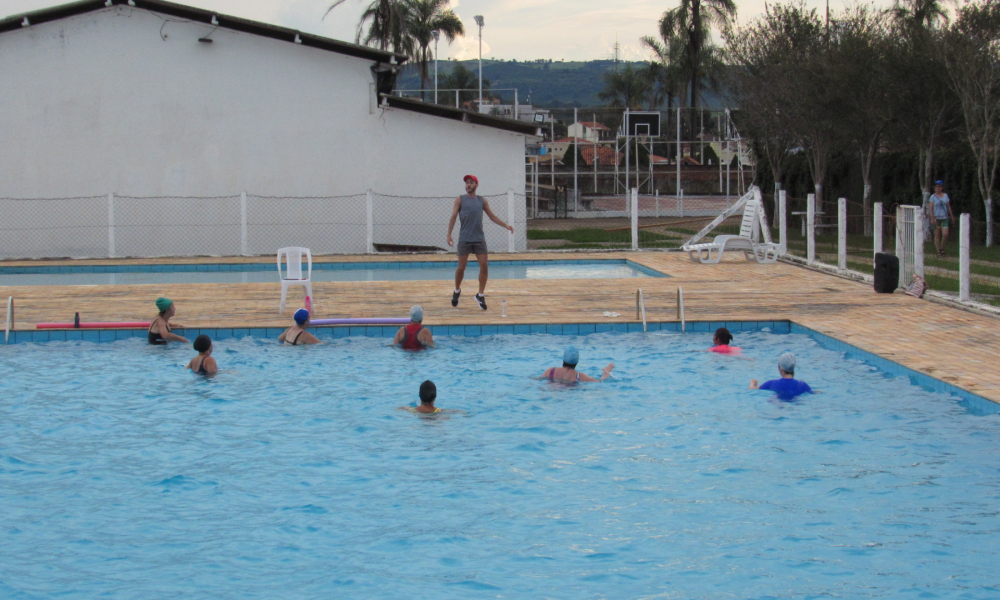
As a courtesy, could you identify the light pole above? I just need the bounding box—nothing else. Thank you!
[474,15,484,113]
[432,30,440,105]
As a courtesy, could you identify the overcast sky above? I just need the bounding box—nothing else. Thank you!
[2,0,897,61]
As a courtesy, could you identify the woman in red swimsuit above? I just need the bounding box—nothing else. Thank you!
[394,305,435,350]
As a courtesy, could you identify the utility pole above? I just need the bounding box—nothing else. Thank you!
[474,15,484,112]
[432,30,440,104]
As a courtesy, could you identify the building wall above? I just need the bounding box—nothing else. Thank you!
[0,6,527,255]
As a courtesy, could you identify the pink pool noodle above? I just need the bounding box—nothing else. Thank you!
[37,321,152,329]
[309,318,408,326]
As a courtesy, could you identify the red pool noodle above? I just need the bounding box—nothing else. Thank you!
[37,322,152,329]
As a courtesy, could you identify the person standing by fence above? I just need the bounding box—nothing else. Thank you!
[446,175,514,310]
[929,180,956,257]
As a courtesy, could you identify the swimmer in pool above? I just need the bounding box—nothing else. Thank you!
[148,297,188,345]
[187,335,218,376]
[749,352,813,400]
[278,309,321,345]
[398,380,442,414]
[709,327,741,354]
[393,305,435,350]
[543,346,614,383]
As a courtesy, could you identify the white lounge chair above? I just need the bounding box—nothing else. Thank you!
[277,247,313,314]
[682,188,780,264]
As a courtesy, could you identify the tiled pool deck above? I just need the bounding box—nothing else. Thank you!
[2,252,998,408]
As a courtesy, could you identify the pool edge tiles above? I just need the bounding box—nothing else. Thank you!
[0,258,669,277]
[6,319,997,414]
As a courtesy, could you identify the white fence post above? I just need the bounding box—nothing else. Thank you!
[873,201,883,258]
[240,190,248,256]
[960,213,971,302]
[778,190,787,256]
[914,208,925,277]
[679,189,684,218]
[507,188,516,253]
[655,190,659,218]
[631,188,639,250]
[366,190,374,254]
[807,193,816,263]
[896,205,905,288]
[107,192,115,258]
[838,197,847,270]
[958,213,972,302]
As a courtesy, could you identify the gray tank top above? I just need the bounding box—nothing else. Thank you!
[458,194,486,244]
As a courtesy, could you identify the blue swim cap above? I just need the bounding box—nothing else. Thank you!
[563,346,579,365]
[934,180,945,186]
[293,308,309,325]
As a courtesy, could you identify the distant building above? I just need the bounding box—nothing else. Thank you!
[567,121,613,144]
[580,145,623,167]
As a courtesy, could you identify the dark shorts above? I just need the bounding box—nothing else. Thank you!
[457,241,487,256]
[935,219,949,229]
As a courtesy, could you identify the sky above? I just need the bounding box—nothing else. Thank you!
[1,0,897,61]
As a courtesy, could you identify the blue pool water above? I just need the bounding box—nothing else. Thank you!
[0,259,663,286]
[1,330,998,599]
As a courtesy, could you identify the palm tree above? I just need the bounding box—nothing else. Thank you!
[406,0,464,100]
[891,0,949,30]
[641,30,688,110]
[658,0,737,111]
[597,63,653,110]
[325,0,412,54]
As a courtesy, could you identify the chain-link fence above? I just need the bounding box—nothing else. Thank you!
[0,191,528,259]
[0,196,108,259]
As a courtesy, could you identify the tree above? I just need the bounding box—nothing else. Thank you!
[887,0,957,206]
[597,63,653,110]
[943,0,1000,246]
[326,0,412,54]
[837,5,896,235]
[658,0,737,111]
[406,0,464,101]
[441,62,490,106]
[641,29,688,110]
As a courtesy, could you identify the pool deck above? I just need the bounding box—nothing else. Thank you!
[2,251,998,405]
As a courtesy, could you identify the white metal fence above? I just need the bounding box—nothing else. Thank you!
[0,191,527,259]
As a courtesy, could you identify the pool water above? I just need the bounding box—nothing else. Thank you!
[0,259,662,286]
[1,331,998,599]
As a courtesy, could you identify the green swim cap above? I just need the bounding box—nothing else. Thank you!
[155,297,173,312]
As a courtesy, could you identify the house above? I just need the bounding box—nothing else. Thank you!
[567,121,613,144]
[580,145,623,167]
[0,0,540,256]
[543,137,589,161]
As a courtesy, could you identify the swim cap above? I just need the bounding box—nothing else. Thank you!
[293,308,309,325]
[563,346,579,366]
[155,297,173,313]
[193,334,211,353]
[778,352,796,373]
[410,305,424,322]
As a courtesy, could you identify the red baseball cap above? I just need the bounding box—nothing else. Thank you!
[463,174,479,184]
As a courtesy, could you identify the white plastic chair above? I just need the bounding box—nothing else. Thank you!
[682,191,779,264]
[277,247,312,314]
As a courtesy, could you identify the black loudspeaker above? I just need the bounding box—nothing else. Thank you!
[874,252,899,293]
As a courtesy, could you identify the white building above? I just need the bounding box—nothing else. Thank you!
[0,0,538,257]
[566,121,613,144]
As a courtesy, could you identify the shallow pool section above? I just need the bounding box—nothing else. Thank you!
[1,330,998,598]
[0,259,664,286]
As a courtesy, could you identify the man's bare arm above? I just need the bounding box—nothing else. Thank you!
[483,200,514,233]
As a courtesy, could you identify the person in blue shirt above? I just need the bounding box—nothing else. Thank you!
[749,352,813,401]
[928,180,955,257]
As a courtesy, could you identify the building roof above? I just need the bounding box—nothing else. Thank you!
[380,94,542,137]
[553,137,591,144]
[576,121,610,130]
[0,0,408,65]
[580,146,623,166]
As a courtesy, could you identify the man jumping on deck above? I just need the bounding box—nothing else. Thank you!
[446,175,514,310]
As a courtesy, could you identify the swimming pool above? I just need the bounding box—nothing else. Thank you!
[1,330,998,598]
[0,259,664,286]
